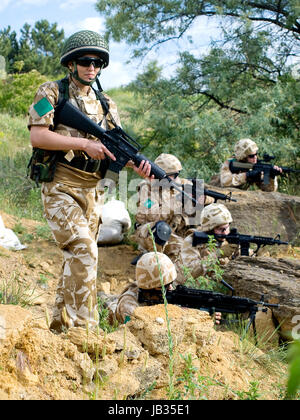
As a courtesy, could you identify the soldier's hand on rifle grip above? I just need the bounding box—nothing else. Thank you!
[84,139,116,161]
[246,169,262,183]
[270,165,283,178]
[214,312,222,325]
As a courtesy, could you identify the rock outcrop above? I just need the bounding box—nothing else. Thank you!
[205,185,300,244]
[223,256,300,340]
[0,303,288,400]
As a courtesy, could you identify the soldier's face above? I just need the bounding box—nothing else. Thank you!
[154,282,174,291]
[70,54,101,84]
[246,152,258,164]
[214,224,230,241]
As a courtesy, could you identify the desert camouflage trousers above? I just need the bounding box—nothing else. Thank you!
[41,181,103,331]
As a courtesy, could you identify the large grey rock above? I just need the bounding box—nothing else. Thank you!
[205,185,300,244]
[223,256,300,340]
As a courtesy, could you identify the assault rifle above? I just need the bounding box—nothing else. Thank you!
[175,179,237,205]
[190,178,237,202]
[138,283,279,339]
[54,100,197,204]
[229,153,300,185]
[192,228,288,256]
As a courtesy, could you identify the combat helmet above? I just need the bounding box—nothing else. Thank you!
[200,203,232,232]
[60,30,109,67]
[154,154,182,175]
[136,252,177,290]
[234,138,258,161]
[60,30,109,87]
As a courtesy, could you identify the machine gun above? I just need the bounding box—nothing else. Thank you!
[54,100,197,205]
[192,228,288,256]
[138,283,279,339]
[229,153,300,185]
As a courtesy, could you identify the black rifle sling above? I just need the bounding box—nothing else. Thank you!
[54,77,110,126]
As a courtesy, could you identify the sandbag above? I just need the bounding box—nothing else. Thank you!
[101,199,131,232]
[98,200,131,245]
[0,215,26,251]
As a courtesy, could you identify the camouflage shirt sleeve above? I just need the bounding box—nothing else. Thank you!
[220,160,247,188]
[28,81,59,129]
[180,232,213,278]
[135,180,161,225]
[115,283,139,324]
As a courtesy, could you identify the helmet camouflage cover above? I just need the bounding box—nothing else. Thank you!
[60,30,109,68]
[234,138,258,161]
[200,203,233,232]
[136,252,177,289]
[154,153,182,174]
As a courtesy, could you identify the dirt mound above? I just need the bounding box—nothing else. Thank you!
[0,210,295,400]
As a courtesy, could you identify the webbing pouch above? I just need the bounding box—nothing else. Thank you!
[27,148,60,186]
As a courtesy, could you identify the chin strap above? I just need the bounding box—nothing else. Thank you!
[69,62,103,88]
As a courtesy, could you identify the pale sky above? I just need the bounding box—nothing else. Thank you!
[0,0,220,88]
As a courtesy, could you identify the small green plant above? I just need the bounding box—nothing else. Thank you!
[0,273,36,306]
[148,224,175,399]
[286,340,300,399]
[34,224,52,240]
[176,354,200,399]
[235,381,261,400]
[97,297,119,333]
[182,235,225,291]
[38,273,51,286]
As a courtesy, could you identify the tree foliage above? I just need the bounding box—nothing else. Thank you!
[96,0,300,194]
[0,20,65,76]
[95,0,300,55]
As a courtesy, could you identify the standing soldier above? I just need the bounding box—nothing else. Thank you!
[28,30,151,333]
[220,138,282,192]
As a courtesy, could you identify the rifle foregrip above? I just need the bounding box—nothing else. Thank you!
[134,153,166,180]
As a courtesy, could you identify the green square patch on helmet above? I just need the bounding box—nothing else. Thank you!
[60,30,109,68]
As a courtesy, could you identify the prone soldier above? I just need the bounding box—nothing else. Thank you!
[105,252,221,325]
[181,203,240,281]
[181,203,288,282]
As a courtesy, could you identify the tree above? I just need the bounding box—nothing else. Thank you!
[0,20,65,76]
[95,0,299,195]
[0,26,19,73]
[95,0,300,55]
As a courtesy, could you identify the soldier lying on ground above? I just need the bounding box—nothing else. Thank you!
[101,252,221,325]
[132,153,214,263]
[219,138,282,192]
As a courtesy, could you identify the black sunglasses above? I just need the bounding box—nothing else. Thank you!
[248,153,258,158]
[166,172,180,179]
[75,57,103,68]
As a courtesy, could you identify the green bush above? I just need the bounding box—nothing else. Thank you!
[0,70,49,115]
